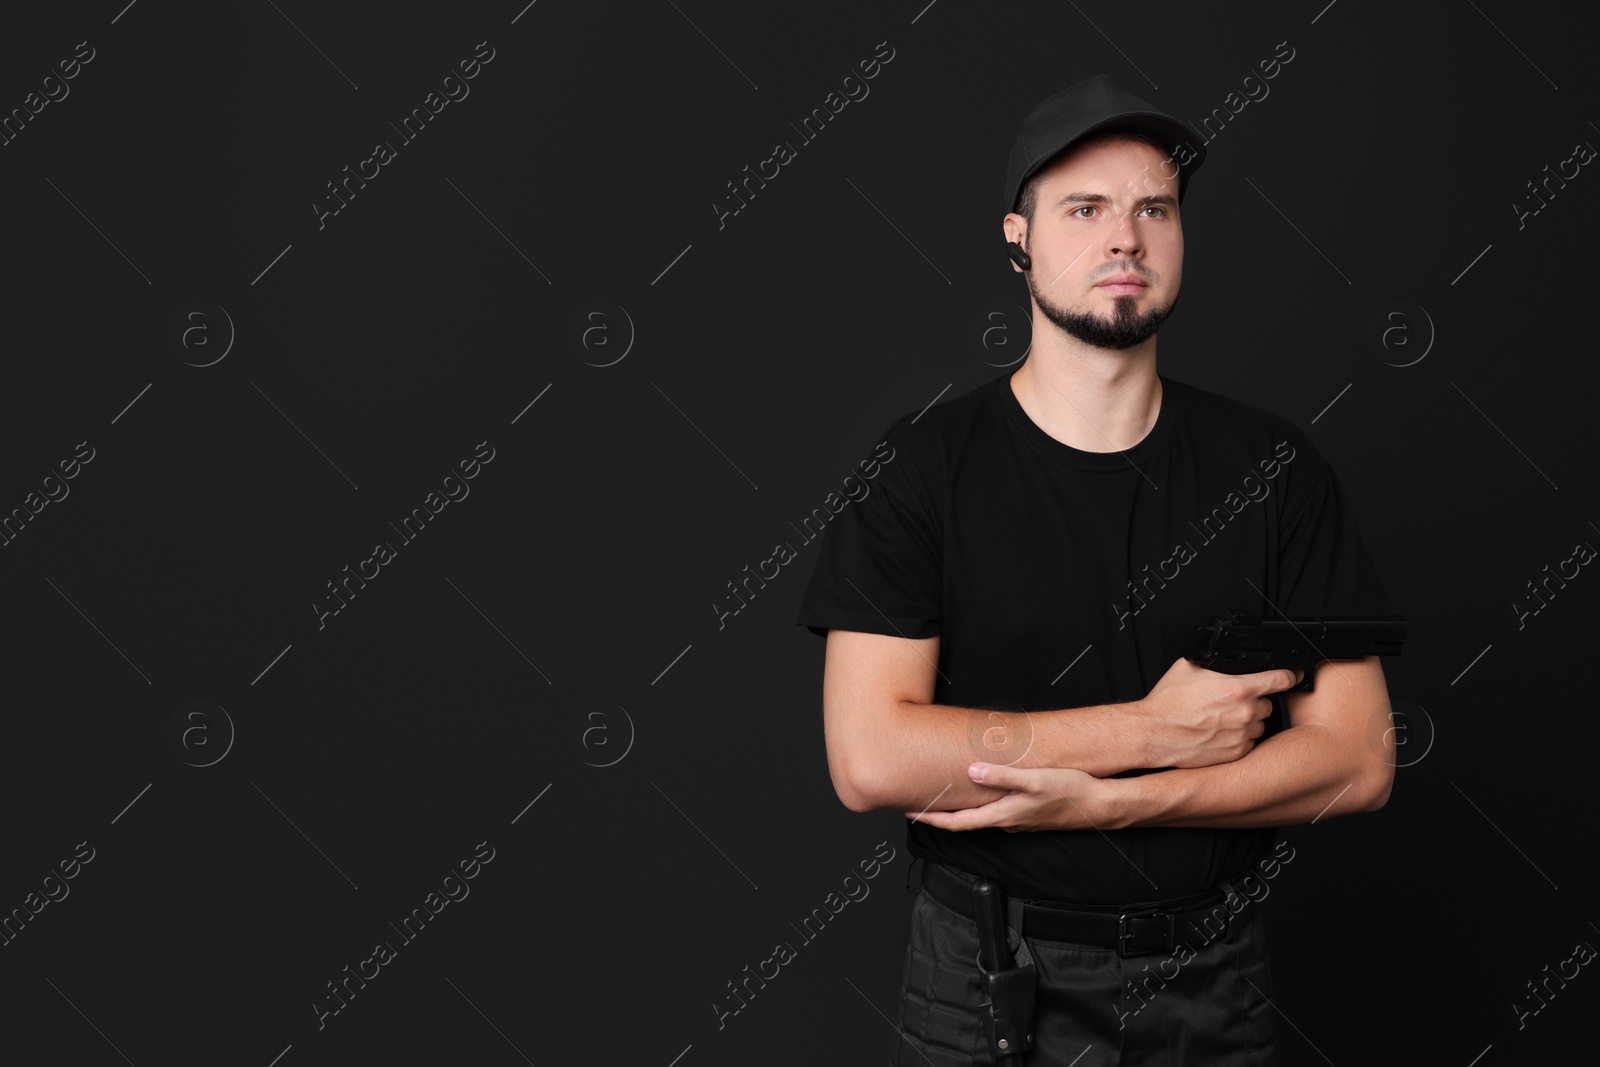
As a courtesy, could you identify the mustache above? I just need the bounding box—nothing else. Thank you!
[1091,263,1157,284]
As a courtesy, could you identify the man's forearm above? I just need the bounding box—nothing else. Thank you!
[851,699,1153,814]
[1101,723,1386,829]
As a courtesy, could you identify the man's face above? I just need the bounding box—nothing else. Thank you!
[1007,135,1184,350]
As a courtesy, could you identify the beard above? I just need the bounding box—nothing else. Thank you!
[1028,272,1177,350]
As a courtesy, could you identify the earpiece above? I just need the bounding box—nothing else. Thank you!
[1006,241,1031,271]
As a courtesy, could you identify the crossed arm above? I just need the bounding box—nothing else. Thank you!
[821,629,1395,832]
[1099,654,1395,829]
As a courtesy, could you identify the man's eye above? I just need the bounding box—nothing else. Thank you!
[1072,205,1167,218]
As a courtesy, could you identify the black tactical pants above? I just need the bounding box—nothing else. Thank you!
[888,871,1283,1066]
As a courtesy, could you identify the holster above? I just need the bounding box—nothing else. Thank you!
[971,875,1037,1062]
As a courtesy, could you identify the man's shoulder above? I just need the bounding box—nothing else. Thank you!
[1166,374,1326,470]
[874,374,1002,456]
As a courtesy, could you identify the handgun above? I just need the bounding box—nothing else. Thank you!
[1182,608,1406,692]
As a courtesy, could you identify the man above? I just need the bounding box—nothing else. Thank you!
[794,75,1398,1066]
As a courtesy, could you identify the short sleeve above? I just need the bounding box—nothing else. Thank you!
[1276,465,1396,617]
[793,422,943,639]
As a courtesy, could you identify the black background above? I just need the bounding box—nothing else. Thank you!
[1,1,1594,1065]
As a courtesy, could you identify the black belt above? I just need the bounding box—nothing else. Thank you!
[920,860,1253,958]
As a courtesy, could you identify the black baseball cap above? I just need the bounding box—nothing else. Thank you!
[1003,74,1206,218]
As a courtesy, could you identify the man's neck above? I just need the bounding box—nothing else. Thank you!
[1009,344,1162,455]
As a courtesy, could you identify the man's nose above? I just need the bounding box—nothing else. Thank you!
[1108,208,1142,257]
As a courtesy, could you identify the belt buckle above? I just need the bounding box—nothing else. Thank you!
[1116,907,1176,958]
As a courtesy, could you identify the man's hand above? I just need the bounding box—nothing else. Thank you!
[1129,658,1304,769]
[905,763,1112,832]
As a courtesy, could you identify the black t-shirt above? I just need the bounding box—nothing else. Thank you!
[794,369,1395,904]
